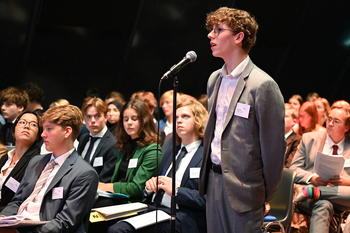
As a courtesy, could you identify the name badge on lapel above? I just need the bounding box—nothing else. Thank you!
[234,103,250,119]
[52,187,63,200]
[5,177,20,193]
[128,159,138,168]
[190,167,200,179]
[93,157,103,167]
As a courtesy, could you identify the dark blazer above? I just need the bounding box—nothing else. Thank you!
[285,131,301,168]
[199,59,286,213]
[0,143,41,210]
[148,143,206,233]
[0,150,99,233]
[77,130,118,182]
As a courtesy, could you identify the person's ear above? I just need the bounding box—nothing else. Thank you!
[64,126,73,139]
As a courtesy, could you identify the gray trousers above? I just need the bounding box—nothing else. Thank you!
[206,169,264,233]
[297,185,350,233]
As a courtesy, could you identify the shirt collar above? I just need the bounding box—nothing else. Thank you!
[181,140,202,154]
[220,55,250,80]
[89,126,107,138]
[51,148,74,166]
[326,134,345,151]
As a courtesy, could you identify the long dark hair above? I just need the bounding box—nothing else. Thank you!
[116,99,159,153]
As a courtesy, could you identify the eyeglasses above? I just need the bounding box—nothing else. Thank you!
[17,119,39,129]
[211,28,237,37]
[327,117,342,125]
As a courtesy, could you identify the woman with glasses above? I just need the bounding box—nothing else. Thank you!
[0,110,42,210]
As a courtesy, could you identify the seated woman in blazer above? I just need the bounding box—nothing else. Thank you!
[98,99,162,203]
[0,110,41,210]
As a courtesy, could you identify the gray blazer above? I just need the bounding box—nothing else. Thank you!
[199,59,286,213]
[0,150,99,233]
[290,131,350,184]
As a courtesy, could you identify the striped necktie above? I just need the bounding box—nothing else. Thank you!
[17,160,57,214]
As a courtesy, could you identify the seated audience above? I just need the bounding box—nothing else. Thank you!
[197,94,208,110]
[21,82,45,113]
[284,103,302,168]
[98,99,162,203]
[105,91,126,105]
[0,104,98,233]
[0,135,9,159]
[0,111,42,211]
[314,97,330,127]
[159,90,180,136]
[77,97,119,183]
[296,101,326,136]
[289,94,303,112]
[108,99,208,233]
[49,98,70,108]
[290,100,350,233]
[107,101,123,136]
[0,87,29,146]
[306,92,319,102]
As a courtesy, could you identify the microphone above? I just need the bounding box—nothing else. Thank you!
[162,51,197,80]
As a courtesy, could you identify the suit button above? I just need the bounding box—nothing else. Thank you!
[222,148,228,151]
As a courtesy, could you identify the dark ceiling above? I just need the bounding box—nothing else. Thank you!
[1,0,350,109]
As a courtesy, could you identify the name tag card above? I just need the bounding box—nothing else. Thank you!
[234,103,250,119]
[5,177,20,193]
[52,187,63,200]
[93,157,103,167]
[128,159,138,169]
[190,167,200,179]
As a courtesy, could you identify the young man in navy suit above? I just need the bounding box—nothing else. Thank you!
[0,105,98,233]
[78,97,119,183]
[108,99,208,233]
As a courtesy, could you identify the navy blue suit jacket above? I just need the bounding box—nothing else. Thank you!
[77,130,118,182]
[151,143,206,233]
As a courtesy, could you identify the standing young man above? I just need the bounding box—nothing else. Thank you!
[78,97,118,183]
[0,105,99,233]
[199,7,286,232]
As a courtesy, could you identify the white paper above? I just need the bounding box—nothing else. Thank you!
[119,210,171,230]
[92,202,148,219]
[314,151,345,180]
[0,215,48,228]
[5,177,20,193]
[234,103,250,119]
[93,157,103,167]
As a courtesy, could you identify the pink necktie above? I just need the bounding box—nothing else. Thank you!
[17,160,57,214]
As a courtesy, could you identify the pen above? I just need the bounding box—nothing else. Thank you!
[162,170,166,176]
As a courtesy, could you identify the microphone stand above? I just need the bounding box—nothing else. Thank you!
[170,76,178,233]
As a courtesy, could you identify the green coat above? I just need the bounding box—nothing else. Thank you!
[111,143,162,203]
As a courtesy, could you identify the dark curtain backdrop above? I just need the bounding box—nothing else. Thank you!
[1,0,350,109]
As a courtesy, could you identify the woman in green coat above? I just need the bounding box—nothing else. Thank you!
[99,99,162,203]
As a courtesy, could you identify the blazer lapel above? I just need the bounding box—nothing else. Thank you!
[91,133,108,162]
[222,60,253,131]
[125,147,144,181]
[45,151,77,195]
[181,144,203,187]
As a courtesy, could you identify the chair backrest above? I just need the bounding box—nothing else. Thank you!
[268,168,296,227]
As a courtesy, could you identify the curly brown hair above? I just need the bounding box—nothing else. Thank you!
[206,7,258,53]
